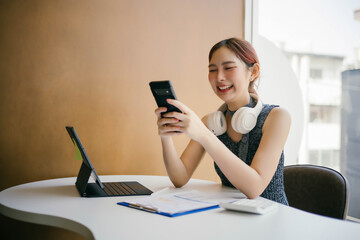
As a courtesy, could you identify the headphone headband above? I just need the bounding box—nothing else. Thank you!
[252,97,263,116]
[218,96,262,115]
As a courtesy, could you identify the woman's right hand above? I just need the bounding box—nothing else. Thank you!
[155,107,183,138]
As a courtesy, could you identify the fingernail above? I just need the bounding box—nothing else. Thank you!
[166,99,171,103]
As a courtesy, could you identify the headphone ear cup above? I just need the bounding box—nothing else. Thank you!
[231,108,258,134]
[206,111,227,136]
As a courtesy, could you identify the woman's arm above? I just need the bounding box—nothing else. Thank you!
[155,107,206,187]
[160,137,205,187]
[202,107,291,198]
[166,99,291,198]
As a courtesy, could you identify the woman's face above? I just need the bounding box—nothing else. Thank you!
[208,46,252,109]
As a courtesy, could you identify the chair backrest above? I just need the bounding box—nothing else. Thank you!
[284,164,349,219]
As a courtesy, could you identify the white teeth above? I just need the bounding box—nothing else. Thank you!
[218,86,232,90]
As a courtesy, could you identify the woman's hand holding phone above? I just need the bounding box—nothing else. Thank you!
[155,105,183,138]
[150,80,209,141]
[158,99,209,143]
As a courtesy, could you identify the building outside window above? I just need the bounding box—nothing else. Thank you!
[254,0,360,219]
[257,0,359,170]
[310,68,322,79]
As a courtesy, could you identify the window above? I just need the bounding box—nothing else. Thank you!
[249,0,360,220]
[310,68,322,79]
[309,105,339,123]
[255,0,360,173]
[308,149,340,170]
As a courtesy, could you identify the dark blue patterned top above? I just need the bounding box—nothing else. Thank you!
[214,103,289,205]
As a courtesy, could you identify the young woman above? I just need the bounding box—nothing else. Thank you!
[154,38,291,204]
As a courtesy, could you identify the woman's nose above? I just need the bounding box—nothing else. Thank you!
[216,70,225,82]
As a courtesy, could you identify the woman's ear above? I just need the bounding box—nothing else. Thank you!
[250,63,260,80]
[248,63,260,93]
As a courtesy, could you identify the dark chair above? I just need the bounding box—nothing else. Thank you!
[284,164,349,219]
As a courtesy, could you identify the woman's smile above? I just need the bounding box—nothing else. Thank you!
[217,85,234,93]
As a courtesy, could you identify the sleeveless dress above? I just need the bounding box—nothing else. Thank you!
[214,102,289,205]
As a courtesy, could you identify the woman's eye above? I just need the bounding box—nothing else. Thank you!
[209,69,217,72]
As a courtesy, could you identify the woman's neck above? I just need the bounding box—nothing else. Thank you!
[226,94,251,111]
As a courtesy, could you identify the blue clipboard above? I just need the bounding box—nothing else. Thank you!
[117,202,219,217]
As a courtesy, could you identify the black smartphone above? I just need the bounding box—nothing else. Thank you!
[149,80,181,116]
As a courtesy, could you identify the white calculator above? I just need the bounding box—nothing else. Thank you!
[219,197,278,215]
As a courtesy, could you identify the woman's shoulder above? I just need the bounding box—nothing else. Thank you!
[266,106,291,120]
[262,105,291,131]
[261,104,290,118]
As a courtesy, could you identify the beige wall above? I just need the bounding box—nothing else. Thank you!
[0,0,244,238]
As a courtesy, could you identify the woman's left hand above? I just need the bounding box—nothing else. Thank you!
[162,99,209,143]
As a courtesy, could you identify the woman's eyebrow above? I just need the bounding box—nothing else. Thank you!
[208,61,236,68]
[221,61,236,65]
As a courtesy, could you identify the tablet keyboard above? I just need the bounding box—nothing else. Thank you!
[219,198,278,215]
[103,182,137,196]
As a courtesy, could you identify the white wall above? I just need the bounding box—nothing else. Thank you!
[245,0,304,165]
[253,35,304,165]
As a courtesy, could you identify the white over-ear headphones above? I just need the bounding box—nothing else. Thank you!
[206,96,263,135]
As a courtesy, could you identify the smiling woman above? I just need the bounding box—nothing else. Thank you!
[154,38,291,204]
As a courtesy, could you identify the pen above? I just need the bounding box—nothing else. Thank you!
[151,187,170,196]
[128,203,157,213]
